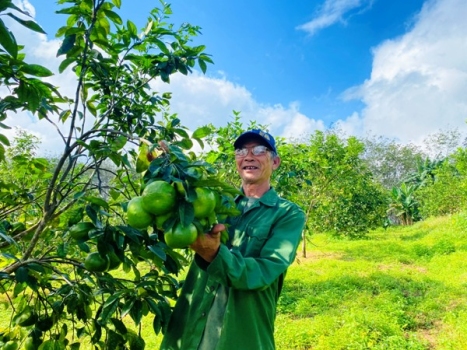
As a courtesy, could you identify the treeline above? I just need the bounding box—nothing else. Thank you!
[202,114,467,240]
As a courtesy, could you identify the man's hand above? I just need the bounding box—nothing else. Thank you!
[190,224,226,262]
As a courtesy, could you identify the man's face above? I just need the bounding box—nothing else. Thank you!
[235,141,280,186]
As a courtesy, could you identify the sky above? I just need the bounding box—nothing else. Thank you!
[3,0,467,155]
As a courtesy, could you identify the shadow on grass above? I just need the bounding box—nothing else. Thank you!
[279,271,452,331]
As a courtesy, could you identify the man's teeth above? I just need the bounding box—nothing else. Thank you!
[244,166,257,169]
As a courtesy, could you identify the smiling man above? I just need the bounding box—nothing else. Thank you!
[160,129,306,350]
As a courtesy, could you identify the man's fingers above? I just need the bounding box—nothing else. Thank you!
[210,223,226,236]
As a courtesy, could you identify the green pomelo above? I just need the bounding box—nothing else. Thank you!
[141,181,177,215]
[193,187,216,219]
[127,196,154,229]
[84,252,110,272]
[164,223,198,249]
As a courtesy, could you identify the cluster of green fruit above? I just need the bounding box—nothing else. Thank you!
[126,179,232,249]
[68,222,121,272]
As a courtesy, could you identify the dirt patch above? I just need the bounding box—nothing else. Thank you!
[415,320,443,349]
[293,251,344,265]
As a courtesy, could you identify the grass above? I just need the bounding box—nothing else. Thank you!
[275,211,467,349]
[2,212,467,349]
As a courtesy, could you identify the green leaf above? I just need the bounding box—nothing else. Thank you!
[0,2,11,12]
[154,39,170,55]
[174,128,189,139]
[100,297,119,324]
[6,13,46,34]
[0,133,10,146]
[148,244,166,261]
[0,231,16,245]
[15,266,29,283]
[58,57,75,73]
[57,34,76,57]
[179,201,194,228]
[112,0,122,8]
[0,19,18,57]
[83,196,109,208]
[192,126,211,139]
[98,16,111,36]
[129,299,143,325]
[199,54,214,64]
[110,318,127,335]
[21,63,53,77]
[127,20,138,38]
[110,135,127,151]
[117,225,142,244]
[198,59,207,74]
[103,10,122,25]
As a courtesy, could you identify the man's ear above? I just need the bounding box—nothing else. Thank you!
[272,156,281,170]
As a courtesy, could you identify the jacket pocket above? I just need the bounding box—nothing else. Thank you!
[243,225,271,256]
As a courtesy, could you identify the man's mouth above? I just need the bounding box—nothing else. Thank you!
[243,166,258,170]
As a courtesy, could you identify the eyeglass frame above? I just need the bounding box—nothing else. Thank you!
[234,145,272,158]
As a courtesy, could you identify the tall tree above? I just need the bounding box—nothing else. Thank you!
[360,135,425,190]
[276,130,386,252]
[0,1,213,348]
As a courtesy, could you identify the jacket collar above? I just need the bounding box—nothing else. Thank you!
[237,187,279,207]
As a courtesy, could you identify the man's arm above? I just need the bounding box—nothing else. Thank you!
[200,204,305,291]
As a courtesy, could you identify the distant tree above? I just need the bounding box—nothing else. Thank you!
[360,135,425,190]
[422,128,467,159]
[416,148,467,218]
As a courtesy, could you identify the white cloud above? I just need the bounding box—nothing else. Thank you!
[340,0,467,144]
[297,0,373,36]
[151,74,326,142]
[5,0,465,157]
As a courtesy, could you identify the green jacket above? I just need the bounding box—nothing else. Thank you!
[160,188,306,350]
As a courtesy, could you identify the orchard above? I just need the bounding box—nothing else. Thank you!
[2,0,463,348]
[0,0,238,348]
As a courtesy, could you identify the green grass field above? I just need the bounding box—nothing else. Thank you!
[2,211,467,349]
[275,211,467,349]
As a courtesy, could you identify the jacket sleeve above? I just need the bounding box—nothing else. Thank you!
[197,203,305,290]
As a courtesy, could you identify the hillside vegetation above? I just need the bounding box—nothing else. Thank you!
[275,211,467,349]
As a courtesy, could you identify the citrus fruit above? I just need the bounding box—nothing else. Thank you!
[84,252,110,272]
[141,180,176,215]
[3,341,18,350]
[69,222,94,240]
[193,187,216,219]
[164,222,198,249]
[24,337,36,350]
[126,196,154,229]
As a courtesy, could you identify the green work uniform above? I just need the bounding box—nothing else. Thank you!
[160,188,306,350]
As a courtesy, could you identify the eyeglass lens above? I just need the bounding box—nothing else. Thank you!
[235,145,269,157]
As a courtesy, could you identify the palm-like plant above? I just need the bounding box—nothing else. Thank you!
[387,183,420,225]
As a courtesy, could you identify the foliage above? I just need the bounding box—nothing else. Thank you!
[387,182,421,225]
[276,130,387,240]
[0,0,59,162]
[360,134,425,190]
[0,1,214,348]
[416,149,467,218]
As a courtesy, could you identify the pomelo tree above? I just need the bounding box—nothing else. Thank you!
[0,0,214,348]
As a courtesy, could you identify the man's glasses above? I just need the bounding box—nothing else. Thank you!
[235,145,271,157]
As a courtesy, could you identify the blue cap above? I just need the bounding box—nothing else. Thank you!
[234,129,277,154]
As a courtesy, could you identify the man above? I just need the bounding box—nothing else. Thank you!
[160,129,306,350]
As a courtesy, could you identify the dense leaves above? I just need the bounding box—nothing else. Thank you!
[0,1,213,348]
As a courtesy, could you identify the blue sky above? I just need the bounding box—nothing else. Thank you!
[4,0,467,153]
